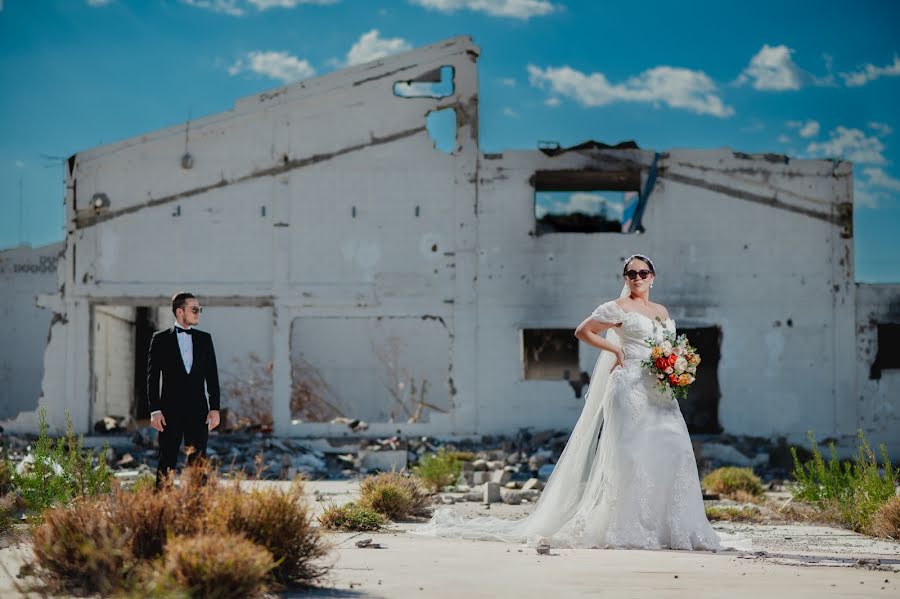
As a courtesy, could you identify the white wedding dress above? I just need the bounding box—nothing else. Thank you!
[415,296,741,551]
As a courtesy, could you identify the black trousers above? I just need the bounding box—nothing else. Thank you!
[155,410,208,488]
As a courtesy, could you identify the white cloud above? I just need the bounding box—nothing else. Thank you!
[544,96,560,107]
[527,64,734,117]
[14,160,25,168]
[502,107,519,118]
[737,44,803,91]
[787,119,820,138]
[248,0,337,8]
[499,77,517,87]
[868,121,894,137]
[777,134,791,144]
[87,0,113,6]
[346,29,411,66]
[409,0,557,20]
[806,126,886,165]
[181,0,245,16]
[182,0,335,16]
[862,167,900,192]
[840,55,900,87]
[853,183,882,209]
[228,50,315,83]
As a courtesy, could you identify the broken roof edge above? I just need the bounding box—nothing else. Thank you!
[71,35,480,165]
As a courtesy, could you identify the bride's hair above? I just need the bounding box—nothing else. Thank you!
[623,253,655,275]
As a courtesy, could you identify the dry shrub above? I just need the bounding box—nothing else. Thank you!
[291,357,344,422]
[705,505,765,523]
[318,502,386,531]
[209,482,330,586]
[0,494,16,536]
[871,496,900,539]
[702,467,764,499]
[0,457,12,495]
[358,471,430,520]
[222,353,275,429]
[730,489,765,505]
[31,495,131,595]
[162,533,273,599]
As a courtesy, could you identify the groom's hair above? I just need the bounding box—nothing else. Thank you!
[171,292,196,315]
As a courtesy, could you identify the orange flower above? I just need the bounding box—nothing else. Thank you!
[668,373,679,386]
[650,347,663,360]
[654,357,669,371]
[667,354,678,366]
[678,374,692,386]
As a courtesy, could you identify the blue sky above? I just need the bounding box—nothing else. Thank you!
[1,0,898,281]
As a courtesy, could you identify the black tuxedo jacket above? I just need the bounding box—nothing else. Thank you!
[147,327,220,416]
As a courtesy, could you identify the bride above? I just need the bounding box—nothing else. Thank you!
[415,254,730,550]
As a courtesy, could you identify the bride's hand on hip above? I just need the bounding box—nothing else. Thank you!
[610,349,625,373]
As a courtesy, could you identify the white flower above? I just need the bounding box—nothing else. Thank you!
[660,340,673,354]
[674,356,688,373]
[657,373,665,379]
[673,344,684,356]
[687,365,697,374]
[664,366,674,374]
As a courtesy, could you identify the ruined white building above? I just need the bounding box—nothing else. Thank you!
[2,36,898,454]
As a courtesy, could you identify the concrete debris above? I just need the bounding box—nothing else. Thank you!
[483,482,502,503]
[355,538,384,549]
[0,426,805,491]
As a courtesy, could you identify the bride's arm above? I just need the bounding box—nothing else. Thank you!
[574,317,624,356]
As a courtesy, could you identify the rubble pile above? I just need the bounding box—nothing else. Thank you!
[0,423,797,496]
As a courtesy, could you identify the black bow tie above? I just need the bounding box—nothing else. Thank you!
[176,327,193,335]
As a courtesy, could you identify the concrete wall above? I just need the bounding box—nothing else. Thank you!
[1,35,886,454]
[474,149,856,442]
[856,283,900,451]
[0,243,63,420]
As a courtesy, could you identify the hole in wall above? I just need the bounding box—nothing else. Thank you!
[394,65,455,98]
[426,108,456,154]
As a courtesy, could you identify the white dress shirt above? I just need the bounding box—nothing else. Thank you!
[150,322,193,418]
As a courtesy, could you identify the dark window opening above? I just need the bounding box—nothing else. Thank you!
[677,326,723,434]
[394,65,455,98]
[132,307,157,421]
[870,323,900,380]
[532,170,641,235]
[523,329,579,381]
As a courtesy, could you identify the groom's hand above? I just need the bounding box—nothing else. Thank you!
[206,410,220,431]
[150,412,166,432]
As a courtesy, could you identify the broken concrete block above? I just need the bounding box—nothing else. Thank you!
[472,471,491,485]
[500,489,522,505]
[491,469,512,485]
[505,481,519,489]
[486,460,505,471]
[464,484,484,502]
[521,478,544,491]
[483,481,502,503]
[471,458,488,471]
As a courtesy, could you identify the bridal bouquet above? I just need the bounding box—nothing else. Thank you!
[641,331,700,401]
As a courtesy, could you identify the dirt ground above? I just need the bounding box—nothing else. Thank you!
[2,480,898,598]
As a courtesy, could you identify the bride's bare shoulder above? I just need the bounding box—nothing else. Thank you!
[650,301,671,319]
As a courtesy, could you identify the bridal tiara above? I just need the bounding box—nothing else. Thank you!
[624,253,655,273]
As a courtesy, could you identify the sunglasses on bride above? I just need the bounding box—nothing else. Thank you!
[625,269,652,280]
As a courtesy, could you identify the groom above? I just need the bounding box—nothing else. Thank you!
[147,292,221,487]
